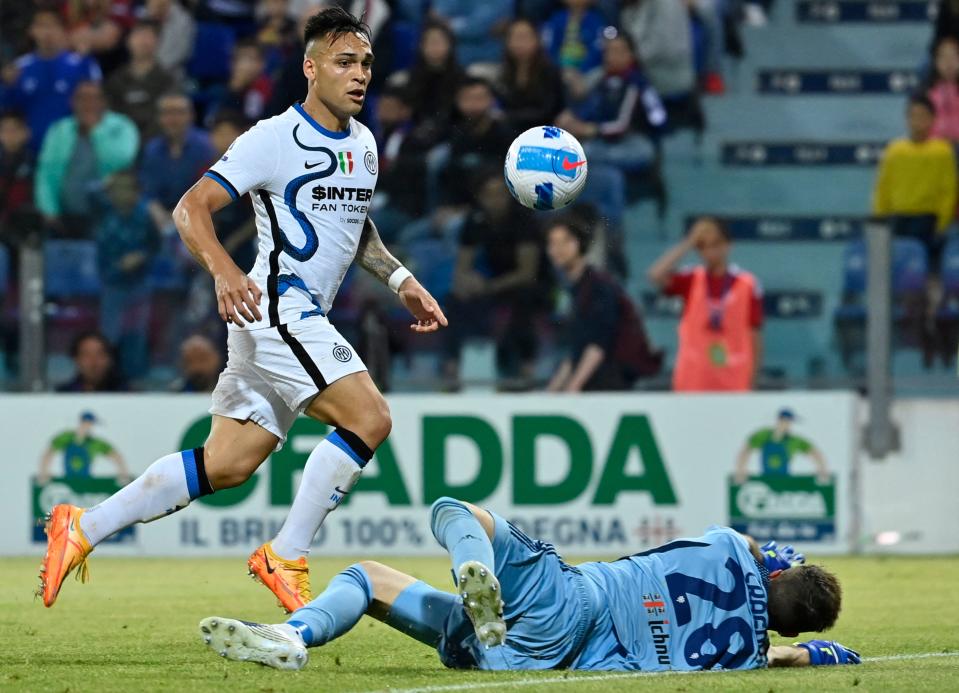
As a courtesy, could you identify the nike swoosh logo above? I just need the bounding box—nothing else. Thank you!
[304,161,323,169]
[264,552,276,574]
[334,486,350,495]
[561,158,587,171]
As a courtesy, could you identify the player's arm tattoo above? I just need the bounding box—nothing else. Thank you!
[355,216,402,284]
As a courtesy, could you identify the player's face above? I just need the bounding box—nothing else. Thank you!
[547,226,581,272]
[304,32,373,121]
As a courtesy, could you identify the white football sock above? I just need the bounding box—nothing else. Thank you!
[270,431,370,560]
[79,450,211,546]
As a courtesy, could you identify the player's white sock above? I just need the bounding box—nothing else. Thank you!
[79,449,213,546]
[270,429,372,560]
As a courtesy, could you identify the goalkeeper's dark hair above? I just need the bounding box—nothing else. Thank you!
[768,564,842,634]
[303,6,371,49]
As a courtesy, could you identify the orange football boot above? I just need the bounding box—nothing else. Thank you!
[247,543,311,613]
[38,504,93,607]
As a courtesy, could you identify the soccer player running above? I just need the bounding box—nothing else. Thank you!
[198,498,861,672]
[38,8,447,611]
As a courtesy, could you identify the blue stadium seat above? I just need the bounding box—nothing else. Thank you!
[940,234,959,296]
[390,22,420,73]
[44,240,100,298]
[892,237,928,295]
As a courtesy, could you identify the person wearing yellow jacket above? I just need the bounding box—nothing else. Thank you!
[873,93,957,236]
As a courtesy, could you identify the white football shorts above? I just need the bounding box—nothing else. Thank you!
[210,316,367,447]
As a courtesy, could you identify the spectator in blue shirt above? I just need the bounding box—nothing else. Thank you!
[429,0,513,66]
[556,32,666,171]
[140,92,215,235]
[1,9,102,151]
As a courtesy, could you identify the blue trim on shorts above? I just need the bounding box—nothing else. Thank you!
[181,449,201,499]
[327,431,369,468]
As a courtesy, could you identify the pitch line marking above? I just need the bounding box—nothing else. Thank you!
[370,652,959,693]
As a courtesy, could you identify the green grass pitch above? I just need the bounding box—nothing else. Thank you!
[2,555,957,692]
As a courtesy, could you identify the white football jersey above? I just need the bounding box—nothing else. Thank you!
[206,102,379,331]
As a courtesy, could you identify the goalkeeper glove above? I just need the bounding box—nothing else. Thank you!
[760,540,805,573]
[796,640,862,665]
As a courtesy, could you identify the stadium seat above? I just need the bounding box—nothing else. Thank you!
[187,22,237,84]
[935,234,959,366]
[43,240,101,338]
[44,240,100,298]
[834,237,928,372]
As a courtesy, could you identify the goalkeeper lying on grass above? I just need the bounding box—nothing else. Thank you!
[198,497,861,672]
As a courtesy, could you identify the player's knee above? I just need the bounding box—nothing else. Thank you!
[204,448,260,490]
[361,395,392,448]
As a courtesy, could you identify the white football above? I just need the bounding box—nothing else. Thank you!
[503,126,589,211]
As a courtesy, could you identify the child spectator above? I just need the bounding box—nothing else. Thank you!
[0,111,36,239]
[556,33,666,171]
[874,94,957,237]
[498,18,565,136]
[105,21,177,138]
[93,169,158,381]
[1,9,102,151]
[404,20,466,142]
[926,36,959,142]
[205,40,273,125]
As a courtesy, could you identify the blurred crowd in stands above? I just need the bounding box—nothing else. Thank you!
[0,0,770,393]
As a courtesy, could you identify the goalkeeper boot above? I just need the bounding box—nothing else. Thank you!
[248,543,312,613]
[456,560,506,648]
[38,504,93,607]
[199,617,308,670]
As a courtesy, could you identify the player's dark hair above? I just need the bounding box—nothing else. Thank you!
[690,215,732,242]
[909,92,936,115]
[768,565,842,634]
[546,217,592,256]
[303,6,371,49]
